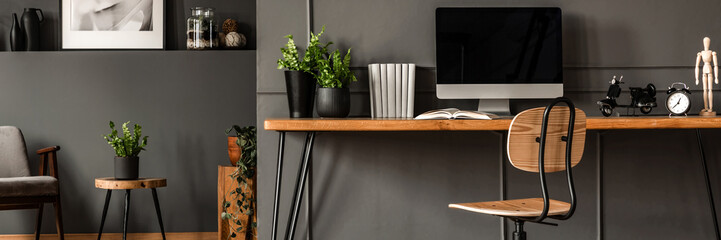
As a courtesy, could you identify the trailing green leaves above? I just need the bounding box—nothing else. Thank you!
[222,125,258,240]
[225,125,257,178]
[103,121,148,157]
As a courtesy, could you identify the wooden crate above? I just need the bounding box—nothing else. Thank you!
[218,165,257,240]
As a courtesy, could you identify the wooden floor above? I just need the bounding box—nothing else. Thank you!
[0,232,215,240]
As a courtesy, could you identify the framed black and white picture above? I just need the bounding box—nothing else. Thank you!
[62,0,164,49]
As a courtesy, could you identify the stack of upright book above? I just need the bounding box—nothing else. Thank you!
[368,63,416,118]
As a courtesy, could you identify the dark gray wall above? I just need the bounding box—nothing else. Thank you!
[0,0,256,51]
[258,0,721,240]
[0,50,256,233]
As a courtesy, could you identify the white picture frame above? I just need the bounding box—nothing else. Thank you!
[62,0,164,49]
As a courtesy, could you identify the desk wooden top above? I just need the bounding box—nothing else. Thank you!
[264,116,721,131]
[95,177,167,189]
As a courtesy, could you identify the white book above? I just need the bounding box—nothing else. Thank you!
[395,64,402,118]
[401,64,409,118]
[387,64,396,118]
[380,64,388,117]
[414,108,498,120]
[368,64,376,118]
[370,64,382,118]
[407,64,416,117]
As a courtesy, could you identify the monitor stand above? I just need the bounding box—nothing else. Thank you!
[478,99,511,116]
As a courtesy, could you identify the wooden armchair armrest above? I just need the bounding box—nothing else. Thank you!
[37,146,60,155]
[36,146,61,178]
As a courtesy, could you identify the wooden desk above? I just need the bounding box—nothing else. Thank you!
[265,116,721,131]
[265,116,721,240]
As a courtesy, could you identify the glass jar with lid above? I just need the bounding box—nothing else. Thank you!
[186,7,219,50]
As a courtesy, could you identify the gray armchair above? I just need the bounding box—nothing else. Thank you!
[0,126,64,240]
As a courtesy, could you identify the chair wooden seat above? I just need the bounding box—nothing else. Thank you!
[448,100,585,240]
[449,198,570,217]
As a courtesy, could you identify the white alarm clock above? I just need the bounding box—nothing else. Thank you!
[665,82,691,116]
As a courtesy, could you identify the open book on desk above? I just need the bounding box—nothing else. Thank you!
[414,108,499,120]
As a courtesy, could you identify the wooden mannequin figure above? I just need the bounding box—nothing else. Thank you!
[696,37,719,116]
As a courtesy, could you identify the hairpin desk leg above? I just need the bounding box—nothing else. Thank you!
[285,132,316,240]
[271,132,286,240]
[597,131,605,240]
[492,130,507,240]
[306,154,313,240]
[696,129,720,240]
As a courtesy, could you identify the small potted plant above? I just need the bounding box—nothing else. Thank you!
[315,48,357,117]
[103,121,148,180]
[277,26,332,118]
[221,125,257,240]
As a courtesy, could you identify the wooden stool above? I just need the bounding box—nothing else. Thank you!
[95,177,167,240]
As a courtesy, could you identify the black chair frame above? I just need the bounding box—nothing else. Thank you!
[510,97,579,240]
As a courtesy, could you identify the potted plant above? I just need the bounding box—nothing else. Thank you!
[277,26,332,118]
[221,126,257,240]
[314,48,357,117]
[103,121,148,180]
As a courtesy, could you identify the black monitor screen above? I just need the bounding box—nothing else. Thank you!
[436,7,562,84]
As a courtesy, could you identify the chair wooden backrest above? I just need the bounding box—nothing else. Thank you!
[506,98,587,222]
[507,106,587,173]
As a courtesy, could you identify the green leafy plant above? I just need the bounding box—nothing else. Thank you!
[316,48,357,88]
[222,125,258,240]
[277,34,302,71]
[277,25,332,73]
[103,121,148,157]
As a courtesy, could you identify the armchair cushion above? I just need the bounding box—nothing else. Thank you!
[0,126,31,178]
[0,176,58,197]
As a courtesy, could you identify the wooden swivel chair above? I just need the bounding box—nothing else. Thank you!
[0,126,64,240]
[449,97,586,240]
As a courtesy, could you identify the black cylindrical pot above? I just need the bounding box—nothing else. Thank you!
[114,156,139,180]
[285,71,316,118]
[316,87,350,118]
[21,8,43,51]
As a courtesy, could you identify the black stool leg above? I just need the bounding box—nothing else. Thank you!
[151,188,166,240]
[123,190,131,240]
[512,220,526,240]
[97,190,112,240]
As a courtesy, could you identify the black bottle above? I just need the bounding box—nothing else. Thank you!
[10,13,25,51]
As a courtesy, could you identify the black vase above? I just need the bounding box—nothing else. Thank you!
[316,87,351,118]
[114,156,139,180]
[285,71,316,118]
[21,8,43,51]
[10,13,25,51]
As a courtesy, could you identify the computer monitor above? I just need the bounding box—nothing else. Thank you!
[435,7,563,114]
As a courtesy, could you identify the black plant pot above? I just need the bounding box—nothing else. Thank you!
[114,156,139,180]
[316,87,350,118]
[285,71,316,118]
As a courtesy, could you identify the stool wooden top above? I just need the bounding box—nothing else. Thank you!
[95,177,167,190]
